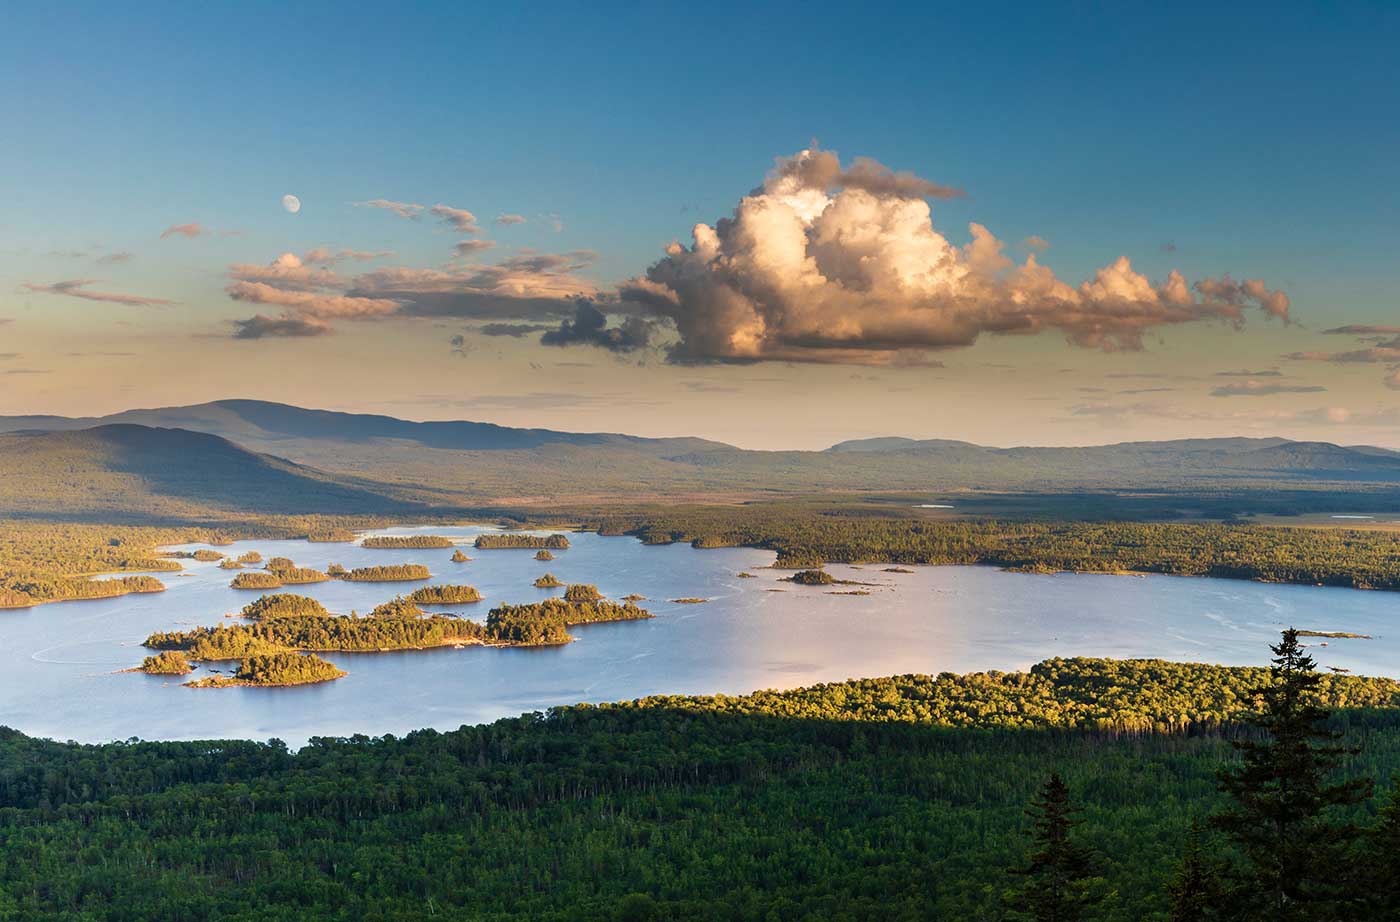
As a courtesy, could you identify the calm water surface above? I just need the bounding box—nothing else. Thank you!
[2,525,1395,745]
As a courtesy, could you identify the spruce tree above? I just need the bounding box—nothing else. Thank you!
[1167,822,1220,922]
[1210,628,1371,920]
[1361,781,1400,917]
[1006,772,1103,922]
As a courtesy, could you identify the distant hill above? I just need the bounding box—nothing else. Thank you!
[0,399,727,454]
[0,425,424,520]
[3,402,1400,517]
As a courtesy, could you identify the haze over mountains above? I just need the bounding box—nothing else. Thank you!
[2,399,1399,520]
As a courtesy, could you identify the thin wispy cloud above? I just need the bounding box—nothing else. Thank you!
[1210,381,1326,398]
[22,279,174,307]
[159,222,207,239]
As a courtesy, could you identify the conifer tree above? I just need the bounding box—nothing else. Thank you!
[1167,822,1220,922]
[1006,772,1103,921]
[1210,628,1371,920]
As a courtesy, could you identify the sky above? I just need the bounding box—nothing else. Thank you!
[2,2,1398,450]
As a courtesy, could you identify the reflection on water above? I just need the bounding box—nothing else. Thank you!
[1,524,1394,746]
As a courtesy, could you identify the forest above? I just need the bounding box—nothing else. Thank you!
[342,564,432,582]
[361,535,455,549]
[475,533,572,550]
[407,584,483,604]
[1,650,1397,919]
[186,652,346,687]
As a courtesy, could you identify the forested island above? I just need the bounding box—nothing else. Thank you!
[594,509,1400,591]
[533,573,563,588]
[342,564,431,582]
[136,650,192,675]
[185,653,345,687]
[142,595,654,681]
[450,549,471,562]
[6,638,1400,918]
[307,528,355,542]
[0,573,165,609]
[407,584,482,604]
[361,535,454,549]
[474,533,571,550]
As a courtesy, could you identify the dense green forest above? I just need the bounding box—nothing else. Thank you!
[136,651,192,675]
[1,654,1398,919]
[186,653,346,687]
[144,597,654,667]
[475,533,571,550]
[407,584,483,604]
[342,564,432,582]
[229,571,284,590]
[361,535,455,549]
[592,509,1400,590]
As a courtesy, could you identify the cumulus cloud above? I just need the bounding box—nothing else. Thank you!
[22,279,174,307]
[621,147,1291,365]
[160,222,207,239]
[1210,380,1326,398]
[227,252,342,291]
[495,214,527,225]
[540,300,653,353]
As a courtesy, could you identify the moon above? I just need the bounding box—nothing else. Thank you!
[282,194,301,214]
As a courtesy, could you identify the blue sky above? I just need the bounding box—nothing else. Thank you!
[1,2,1397,447]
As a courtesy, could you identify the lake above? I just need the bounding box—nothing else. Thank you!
[2,524,1395,745]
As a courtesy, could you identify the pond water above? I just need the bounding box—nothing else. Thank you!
[2,524,1395,745]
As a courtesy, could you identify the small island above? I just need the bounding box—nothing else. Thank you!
[670,597,709,604]
[342,564,431,582]
[737,572,757,579]
[622,593,647,602]
[192,549,224,562]
[407,584,483,604]
[236,551,263,564]
[563,584,602,602]
[474,534,571,550]
[137,651,193,675]
[533,573,564,588]
[240,593,331,620]
[362,535,454,549]
[230,571,284,590]
[185,653,345,688]
[308,529,355,542]
[451,550,472,563]
[781,569,874,588]
[218,559,243,570]
[534,549,555,561]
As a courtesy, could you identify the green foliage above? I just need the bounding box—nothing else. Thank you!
[788,569,834,585]
[563,583,601,602]
[236,551,263,564]
[368,596,426,619]
[230,571,283,590]
[342,564,431,582]
[307,528,355,542]
[533,573,563,588]
[361,535,453,549]
[188,653,345,687]
[218,558,243,569]
[2,657,1400,920]
[1005,773,1104,921]
[191,549,224,561]
[475,533,571,550]
[137,651,192,675]
[597,509,1400,591]
[407,584,482,604]
[276,567,330,584]
[484,598,650,646]
[1210,629,1373,918]
[265,556,296,572]
[240,593,330,621]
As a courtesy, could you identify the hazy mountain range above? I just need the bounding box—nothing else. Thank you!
[2,399,1399,520]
